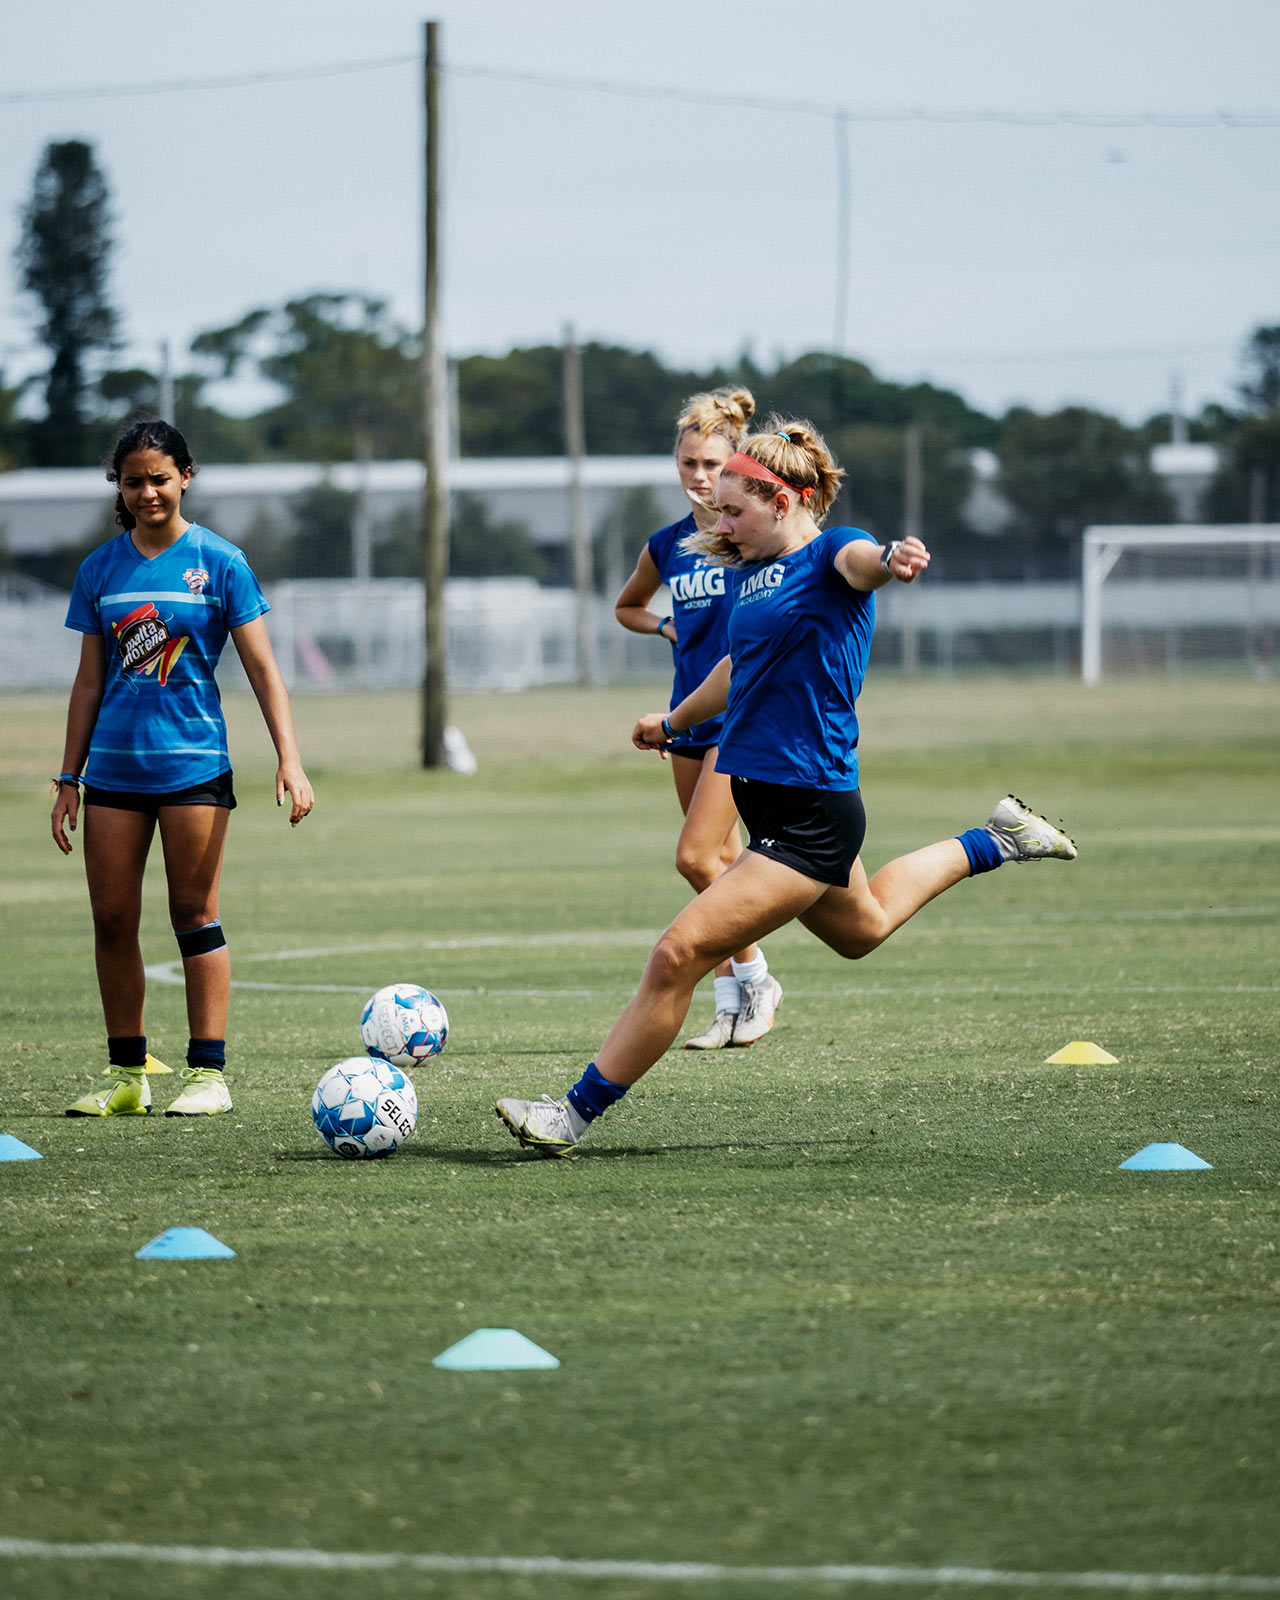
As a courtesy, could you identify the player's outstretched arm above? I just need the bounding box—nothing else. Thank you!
[632,654,732,755]
[836,535,930,592]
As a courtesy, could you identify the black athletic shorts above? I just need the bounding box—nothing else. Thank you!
[730,776,867,887]
[668,743,717,763]
[82,769,237,816]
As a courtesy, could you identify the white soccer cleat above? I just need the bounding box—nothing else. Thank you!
[731,975,783,1046]
[985,794,1078,863]
[495,1095,582,1158]
[684,1011,738,1050]
[164,1067,234,1117]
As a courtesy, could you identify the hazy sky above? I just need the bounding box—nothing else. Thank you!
[2,0,1277,429]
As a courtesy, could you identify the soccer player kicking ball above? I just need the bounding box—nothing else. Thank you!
[496,419,1075,1157]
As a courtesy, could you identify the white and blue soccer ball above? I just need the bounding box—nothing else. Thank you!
[360,983,449,1069]
[312,1057,418,1159]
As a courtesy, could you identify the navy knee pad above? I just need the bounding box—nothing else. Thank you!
[174,920,227,958]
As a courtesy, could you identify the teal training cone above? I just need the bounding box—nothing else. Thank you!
[1119,1142,1212,1171]
[135,1227,236,1260]
[433,1328,559,1371]
[0,1135,43,1161]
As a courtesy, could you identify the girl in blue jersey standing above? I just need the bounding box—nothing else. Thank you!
[51,420,313,1118]
[613,387,781,1049]
[497,419,1076,1157]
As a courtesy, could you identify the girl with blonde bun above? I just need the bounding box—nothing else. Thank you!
[613,387,781,1049]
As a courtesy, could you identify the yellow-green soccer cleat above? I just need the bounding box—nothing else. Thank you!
[66,1066,151,1117]
[164,1067,234,1117]
[495,1095,581,1158]
[985,794,1078,863]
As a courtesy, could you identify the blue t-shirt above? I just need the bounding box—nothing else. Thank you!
[65,523,269,792]
[646,513,731,748]
[716,526,877,791]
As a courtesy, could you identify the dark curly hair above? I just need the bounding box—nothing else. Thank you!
[106,420,197,530]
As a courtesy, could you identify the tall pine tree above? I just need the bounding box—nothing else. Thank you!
[16,140,118,465]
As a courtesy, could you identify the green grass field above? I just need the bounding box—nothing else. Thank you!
[1,676,1277,1600]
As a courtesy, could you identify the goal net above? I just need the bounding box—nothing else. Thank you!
[1081,525,1280,684]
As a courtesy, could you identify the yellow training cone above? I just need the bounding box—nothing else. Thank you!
[1044,1041,1119,1065]
[102,1054,173,1076]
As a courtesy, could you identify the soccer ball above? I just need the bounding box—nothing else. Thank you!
[312,1058,418,1160]
[360,983,449,1069]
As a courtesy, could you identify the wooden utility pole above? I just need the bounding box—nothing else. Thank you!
[900,422,922,676]
[420,19,449,767]
[563,324,596,685]
[833,111,851,354]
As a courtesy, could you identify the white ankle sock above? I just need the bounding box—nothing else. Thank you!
[713,976,742,1014]
[730,953,768,985]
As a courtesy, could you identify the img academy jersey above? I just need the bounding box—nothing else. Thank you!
[646,512,731,747]
[65,523,269,792]
[716,526,878,791]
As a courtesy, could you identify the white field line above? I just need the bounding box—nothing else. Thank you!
[142,956,1280,1000]
[0,1539,1277,1593]
[143,916,1280,998]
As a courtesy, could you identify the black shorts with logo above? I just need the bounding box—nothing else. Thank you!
[730,776,866,888]
[82,769,237,817]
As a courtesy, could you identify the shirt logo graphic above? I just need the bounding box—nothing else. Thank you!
[669,566,725,603]
[183,567,210,595]
[112,602,189,686]
[737,561,786,602]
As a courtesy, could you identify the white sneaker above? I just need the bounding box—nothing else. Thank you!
[684,1011,738,1050]
[495,1095,582,1158]
[986,794,1077,863]
[731,975,782,1045]
[164,1067,233,1117]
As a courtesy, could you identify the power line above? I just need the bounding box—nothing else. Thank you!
[0,53,419,105]
[0,52,1278,127]
[448,63,1280,129]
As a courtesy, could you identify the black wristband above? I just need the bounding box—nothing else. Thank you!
[661,717,676,741]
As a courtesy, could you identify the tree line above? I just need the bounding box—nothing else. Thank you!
[5,140,1279,587]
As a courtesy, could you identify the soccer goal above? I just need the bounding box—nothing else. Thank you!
[1081,524,1280,684]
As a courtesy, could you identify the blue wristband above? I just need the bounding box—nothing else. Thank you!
[661,717,676,741]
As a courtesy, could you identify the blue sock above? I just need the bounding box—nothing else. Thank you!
[566,1061,629,1124]
[957,826,1005,876]
[187,1037,226,1074]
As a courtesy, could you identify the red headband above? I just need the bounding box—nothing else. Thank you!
[721,451,815,502]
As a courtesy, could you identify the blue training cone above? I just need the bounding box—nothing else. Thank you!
[0,1135,43,1161]
[135,1227,236,1260]
[433,1328,560,1371]
[1119,1142,1212,1171]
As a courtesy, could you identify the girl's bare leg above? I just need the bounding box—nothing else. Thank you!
[798,839,972,958]
[157,805,230,1039]
[82,806,155,1035]
[671,752,760,970]
[595,852,824,1086]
